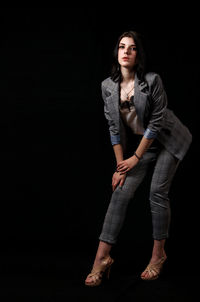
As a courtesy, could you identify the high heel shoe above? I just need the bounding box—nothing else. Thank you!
[141,255,167,281]
[85,256,114,287]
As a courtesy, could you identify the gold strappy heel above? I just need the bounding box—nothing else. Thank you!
[141,256,167,281]
[85,256,114,287]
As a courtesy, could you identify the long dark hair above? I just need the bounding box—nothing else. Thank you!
[111,31,146,83]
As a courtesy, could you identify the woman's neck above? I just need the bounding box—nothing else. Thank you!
[120,67,135,83]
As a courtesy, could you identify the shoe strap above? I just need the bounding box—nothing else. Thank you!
[89,256,113,275]
[144,256,166,274]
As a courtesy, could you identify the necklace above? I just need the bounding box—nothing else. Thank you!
[121,82,134,101]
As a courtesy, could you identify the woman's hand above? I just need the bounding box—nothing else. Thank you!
[112,172,126,191]
[117,156,139,174]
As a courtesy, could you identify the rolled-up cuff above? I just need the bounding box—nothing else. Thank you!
[143,128,157,139]
[110,134,121,145]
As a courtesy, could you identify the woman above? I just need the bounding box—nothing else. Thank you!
[85,31,192,286]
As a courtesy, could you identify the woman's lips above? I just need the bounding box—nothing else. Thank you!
[122,57,129,60]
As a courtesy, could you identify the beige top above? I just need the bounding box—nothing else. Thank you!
[119,96,145,135]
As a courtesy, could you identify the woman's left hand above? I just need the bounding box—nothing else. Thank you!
[117,156,139,174]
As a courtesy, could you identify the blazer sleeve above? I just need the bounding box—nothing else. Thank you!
[143,74,168,139]
[101,82,121,145]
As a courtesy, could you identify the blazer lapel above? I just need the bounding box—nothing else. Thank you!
[107,73,149,128]
[106,80,120,117]
[134,73,149,127]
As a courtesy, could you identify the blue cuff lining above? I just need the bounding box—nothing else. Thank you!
[143,128,157,139]
[110,134,120,145]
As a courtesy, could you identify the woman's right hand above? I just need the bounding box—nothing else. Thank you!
[112,171,126,191]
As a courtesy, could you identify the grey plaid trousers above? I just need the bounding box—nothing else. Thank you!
[99,147,180,244]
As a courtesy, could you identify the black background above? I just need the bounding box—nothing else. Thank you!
[0,6,199,299]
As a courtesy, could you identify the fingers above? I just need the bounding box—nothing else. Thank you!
[112,181,118,191]
[113,177,121,191]
[118,166,129,172]
[112,176,118,191]
[119,177,125,187]
[117,166,130,173]
[119,169,128,174]
[117,161,124,169]
[112,177,115,191]
[117,161,128,172]
[112,174,126,191]
[112,173,124,191]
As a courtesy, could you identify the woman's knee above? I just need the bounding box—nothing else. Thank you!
[149,185,170,209]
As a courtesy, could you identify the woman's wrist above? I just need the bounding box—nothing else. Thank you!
[134,151,142,160]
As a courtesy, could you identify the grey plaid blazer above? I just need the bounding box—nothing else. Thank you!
[101,72,192,160]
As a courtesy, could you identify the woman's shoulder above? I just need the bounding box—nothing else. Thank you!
[144,72,162,84]
[101,76,114,87]
[101,76,117,92]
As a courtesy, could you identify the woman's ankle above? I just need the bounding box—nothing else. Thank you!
[95,241,112,262]
[93,253,111,267]
[151,241,166,261]
[95,254,110,262]
[151,248,166,261]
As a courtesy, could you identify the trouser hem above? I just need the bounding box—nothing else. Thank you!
[153,234,169,240]
[98,236,116,245]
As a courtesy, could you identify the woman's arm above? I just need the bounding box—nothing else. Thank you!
[116,136,154,173]
[117,74,167,174]
[135,136,154,159]
[113,143,124,164]
[112,143,127,190]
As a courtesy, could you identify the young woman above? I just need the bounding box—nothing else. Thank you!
[85,31,192,286]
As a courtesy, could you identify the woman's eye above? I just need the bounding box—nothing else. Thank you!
[119,45,137,51]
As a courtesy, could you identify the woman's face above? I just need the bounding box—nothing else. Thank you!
[118,36,137,69]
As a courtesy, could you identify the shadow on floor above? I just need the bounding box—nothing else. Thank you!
[0,239,198,301]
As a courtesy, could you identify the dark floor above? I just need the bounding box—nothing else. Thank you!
[0,239,198,301]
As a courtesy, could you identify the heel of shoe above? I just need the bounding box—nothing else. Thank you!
[106,265,112,279]
[106,258,114,279]
[85,257,114,287]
